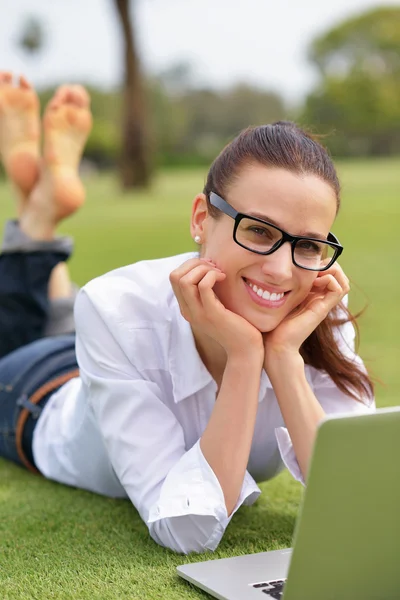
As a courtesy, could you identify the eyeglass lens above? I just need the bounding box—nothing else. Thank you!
[235,218,336,270]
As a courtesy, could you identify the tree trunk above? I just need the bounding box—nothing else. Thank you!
[114,0,152,189]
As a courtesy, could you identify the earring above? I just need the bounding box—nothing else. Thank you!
[194,235,201,244]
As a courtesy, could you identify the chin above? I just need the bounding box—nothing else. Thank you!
[239,310,283,334]
[253,320,280,334]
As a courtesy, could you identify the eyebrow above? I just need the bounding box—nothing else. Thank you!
[247,210,327,240]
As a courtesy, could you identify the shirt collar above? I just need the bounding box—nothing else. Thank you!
[168,297,272,403]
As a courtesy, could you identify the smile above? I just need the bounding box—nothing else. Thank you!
[243,278,289,308]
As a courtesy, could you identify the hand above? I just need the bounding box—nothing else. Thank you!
[170,258,264,359]
[263,263,349,365]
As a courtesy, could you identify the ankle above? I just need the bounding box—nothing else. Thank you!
[19,206,57,241]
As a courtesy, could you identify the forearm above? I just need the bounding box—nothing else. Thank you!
[200,353,263,515]
[267,352,325,481]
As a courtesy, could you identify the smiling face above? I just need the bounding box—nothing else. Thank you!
[191,164,338,333]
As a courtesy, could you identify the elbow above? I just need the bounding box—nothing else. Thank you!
[149,514,225,554]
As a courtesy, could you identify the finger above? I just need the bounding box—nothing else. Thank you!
[309,275,344,315]
[313,278,348,309]
[313,273,343,293]
[169,260,207,320]
[318,263,349,293]
[181,263,221,284]
[197,269,227,315]
[172,263,222,321]
[333,267,350,295]
[169,258,215,286]
[180,265,224,320]
[169,258,212,311]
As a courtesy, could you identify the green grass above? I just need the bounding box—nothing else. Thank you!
[0,159,399,599]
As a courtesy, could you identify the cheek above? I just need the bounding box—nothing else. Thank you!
[208,237,247,275]
[294,273,318,302]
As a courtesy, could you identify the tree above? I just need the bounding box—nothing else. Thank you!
[114,0,152,189]
[310,7,400,78]
[17,16,46,57]
[302,7,400,156]
[18,16,46,55]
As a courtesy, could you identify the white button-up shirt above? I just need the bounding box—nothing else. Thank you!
[32,252,375,554]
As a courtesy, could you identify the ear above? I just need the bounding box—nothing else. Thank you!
[190,193,209,242]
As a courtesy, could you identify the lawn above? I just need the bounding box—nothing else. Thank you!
[0,158,399,599]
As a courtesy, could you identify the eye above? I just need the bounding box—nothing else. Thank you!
[297,240,322,254]
[247,226,272,238]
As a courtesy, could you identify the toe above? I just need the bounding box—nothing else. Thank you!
[66,90,76,105]
[0,72,13,86]
[49,84,90,111]
[47,96,62,112]
[71,85,90,108]
[54,85,73,101]
[19,75,32,90]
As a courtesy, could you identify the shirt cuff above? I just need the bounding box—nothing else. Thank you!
[147,439,261,550]
[275,427,305,486]
[148,439,261,523]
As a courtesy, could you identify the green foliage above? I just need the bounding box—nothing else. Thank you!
[310,7,400,77]
[149,81,286,165]
[303,7,400,156]
[36,81,286,169]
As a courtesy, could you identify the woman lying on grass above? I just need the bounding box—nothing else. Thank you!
[0,72,374,554]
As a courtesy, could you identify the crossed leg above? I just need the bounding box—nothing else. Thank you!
[0,72,92,354]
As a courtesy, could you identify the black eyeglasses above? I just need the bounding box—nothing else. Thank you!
[209,192,343,272]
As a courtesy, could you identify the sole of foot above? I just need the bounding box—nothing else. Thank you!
[34,84,93,222]
[0,72,40,209]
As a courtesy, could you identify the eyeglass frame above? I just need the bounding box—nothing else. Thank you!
[208,192,343,272]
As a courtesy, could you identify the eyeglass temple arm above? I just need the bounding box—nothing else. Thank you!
[209,193,238,219]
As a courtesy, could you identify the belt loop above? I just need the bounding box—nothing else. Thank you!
[16,394,43,419]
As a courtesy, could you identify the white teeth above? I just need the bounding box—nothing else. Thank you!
[247,280,284,302]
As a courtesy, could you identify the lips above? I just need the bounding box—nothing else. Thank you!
[243,278,289,308]
[243,277,289,296]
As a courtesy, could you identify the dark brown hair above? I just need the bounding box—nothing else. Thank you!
[203,121,373,402]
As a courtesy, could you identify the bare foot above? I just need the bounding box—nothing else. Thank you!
[0,72,40,211]
[42,84,93,218]
[20,84,92,240]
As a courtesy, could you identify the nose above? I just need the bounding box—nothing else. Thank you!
[260,241,293,282]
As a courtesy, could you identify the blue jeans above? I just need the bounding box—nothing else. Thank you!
[0,221,79,472]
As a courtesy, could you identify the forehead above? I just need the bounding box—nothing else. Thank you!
[226,164,338,236]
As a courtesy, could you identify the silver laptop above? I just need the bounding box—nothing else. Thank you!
[177,406,400,600]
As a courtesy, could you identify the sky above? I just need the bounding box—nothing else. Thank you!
[0,0,399,104]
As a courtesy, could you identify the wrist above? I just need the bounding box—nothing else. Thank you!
[226,346,264,370]
[264,348,304,381]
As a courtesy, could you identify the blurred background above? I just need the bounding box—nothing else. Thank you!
[1,0,400,178]
[0,0,399,405]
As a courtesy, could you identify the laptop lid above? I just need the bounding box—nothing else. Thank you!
[282,406,400,600]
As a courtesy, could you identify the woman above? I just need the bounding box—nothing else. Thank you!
[0,72,374,554]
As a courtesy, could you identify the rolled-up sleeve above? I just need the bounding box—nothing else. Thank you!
[148,440,260,553]
[74,289,260,554]
[273,297,375,485]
